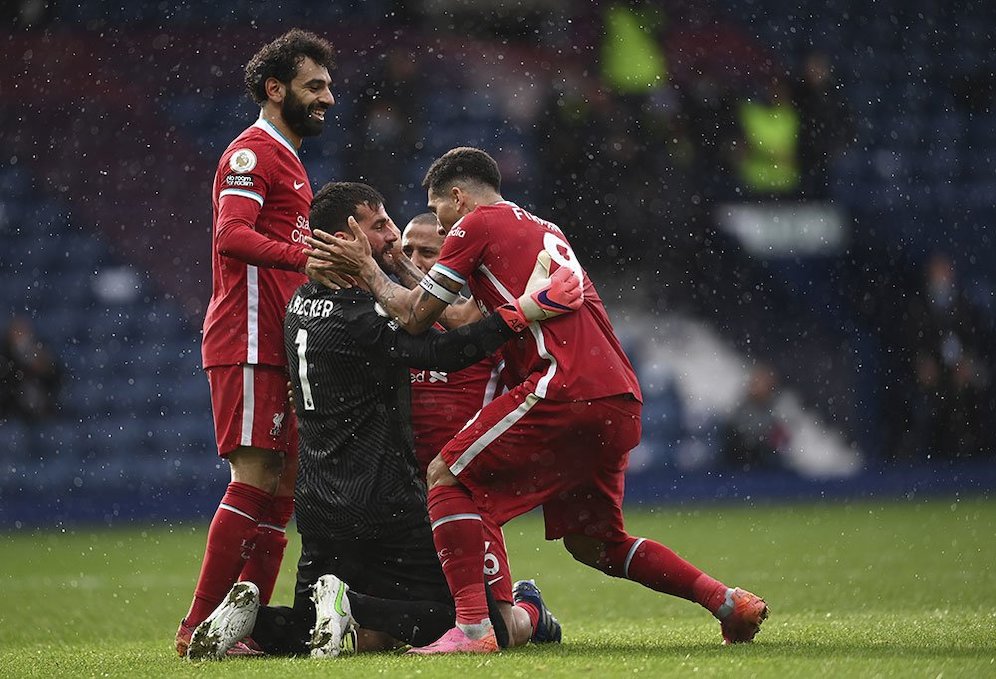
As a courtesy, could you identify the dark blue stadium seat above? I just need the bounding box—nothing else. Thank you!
[61,231,108,268]
[30,422,83,482]
[158,414,217,463]
[0,166,34,196]
[71,376,113,416]
[166,94,216,130]
[0,419,30,461]
[965,180,996,209]
[920,147,959,182]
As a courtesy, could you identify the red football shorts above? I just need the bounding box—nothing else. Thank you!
[439,380,642,542]
[206,364,298,459]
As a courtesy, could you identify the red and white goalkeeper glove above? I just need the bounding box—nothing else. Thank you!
[497,251,583,332]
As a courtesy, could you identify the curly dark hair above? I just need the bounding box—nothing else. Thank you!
[421,147,502,194]
[311,182,385,233]
[244,29,335,105]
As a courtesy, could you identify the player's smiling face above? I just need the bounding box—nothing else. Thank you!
[281,56,334,138]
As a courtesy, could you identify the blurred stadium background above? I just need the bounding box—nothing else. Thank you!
[1,0,994,529]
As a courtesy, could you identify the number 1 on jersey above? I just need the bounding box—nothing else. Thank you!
[294,328,316,411]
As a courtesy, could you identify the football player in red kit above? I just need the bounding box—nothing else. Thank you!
[403,213,560,648]
[306,147,769,654]
[177,29,344,657]
[403,213,507,472]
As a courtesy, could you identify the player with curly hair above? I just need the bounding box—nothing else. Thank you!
[176,28,346,658]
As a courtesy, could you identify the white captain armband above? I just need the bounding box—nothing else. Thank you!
[419,276,459,304]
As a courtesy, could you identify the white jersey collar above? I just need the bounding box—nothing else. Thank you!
[252,112,300,158]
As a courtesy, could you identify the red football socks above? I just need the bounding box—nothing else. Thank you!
[600,536,729,614]
[185,482,273,626]
[238,494,294,605]
[427,484,490,626]
[691,573,731,617]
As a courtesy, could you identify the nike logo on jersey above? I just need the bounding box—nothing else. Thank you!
[293,180,306,190]
[487,576,504,586]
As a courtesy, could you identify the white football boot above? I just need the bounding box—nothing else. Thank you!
[187,581,262,660]
[310,574,358,658]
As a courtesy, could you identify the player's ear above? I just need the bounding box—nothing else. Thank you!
[265,77,286,103]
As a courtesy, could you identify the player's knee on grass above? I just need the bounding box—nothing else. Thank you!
[252,604,311,655]
[498,601,533,648]
[426,455,458,489]
[356,628,404,652]
[228,446,285,494]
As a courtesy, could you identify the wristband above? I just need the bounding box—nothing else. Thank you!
[419,276,459,304]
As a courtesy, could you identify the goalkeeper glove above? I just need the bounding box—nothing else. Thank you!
[497,251,583,332]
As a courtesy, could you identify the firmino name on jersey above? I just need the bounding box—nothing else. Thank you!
[288,296,336,318]
[509,206,563,234]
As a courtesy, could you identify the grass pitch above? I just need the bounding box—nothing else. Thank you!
[2,497,994,678]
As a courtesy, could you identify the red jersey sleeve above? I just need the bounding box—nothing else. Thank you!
[215,143,309,272]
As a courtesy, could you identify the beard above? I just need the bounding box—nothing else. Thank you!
[282,89,325,138]
[372,242,397,274]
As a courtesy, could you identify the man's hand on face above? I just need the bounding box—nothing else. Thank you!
[379,247,401,275]
[305,256,354,290]
[304,216,374,276]
[378,222,405,275]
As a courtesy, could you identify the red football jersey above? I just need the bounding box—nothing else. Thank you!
[431,201,642,403]
[202,116,312,368]
[409,347,505,473]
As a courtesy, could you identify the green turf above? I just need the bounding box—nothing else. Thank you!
[2,497,995,677]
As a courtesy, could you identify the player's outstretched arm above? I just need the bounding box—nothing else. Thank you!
[305,218,450,334]
[356,257,578,372]
[361,308,516,373]
[437,297,483,328]
[382,248,483,329]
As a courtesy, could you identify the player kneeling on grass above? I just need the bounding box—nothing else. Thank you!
[402,213,562,650]
[185,182,580,660]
